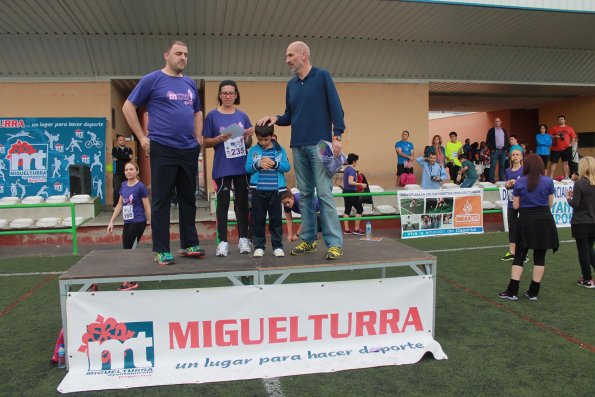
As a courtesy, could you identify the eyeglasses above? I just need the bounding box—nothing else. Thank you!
[219,91,237,96]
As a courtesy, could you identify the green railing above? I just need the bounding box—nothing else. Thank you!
[0,202,83,255]
[220,186,504,232]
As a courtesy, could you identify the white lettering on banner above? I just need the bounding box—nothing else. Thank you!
[59,278,447,393]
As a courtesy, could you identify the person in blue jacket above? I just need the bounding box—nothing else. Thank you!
[535,124,552,168]
[245,123,291,258]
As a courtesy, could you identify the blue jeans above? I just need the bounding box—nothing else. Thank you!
[489,149,506,183]
[292,146,343,248]
[460,177,477,188]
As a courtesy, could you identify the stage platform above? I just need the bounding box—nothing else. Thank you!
[59,238,437,352]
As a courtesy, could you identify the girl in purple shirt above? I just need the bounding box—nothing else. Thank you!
[499,154,559,301]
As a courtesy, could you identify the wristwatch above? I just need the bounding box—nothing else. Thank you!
[333,135,342,141]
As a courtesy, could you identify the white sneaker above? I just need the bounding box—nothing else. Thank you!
[216,241,229,257]
[238,237,251,254]
[253,248,264,257]
[273,248,285,257]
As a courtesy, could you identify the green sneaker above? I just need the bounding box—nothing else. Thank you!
[501,252,514,261]
[325,246,343,260]
[155,252,175,266]
[290,241,317,256]
[178,245,205,258]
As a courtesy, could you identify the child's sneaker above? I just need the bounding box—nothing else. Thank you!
[118,282,139,291]
[253,248,264,257]
[343,229,353,235]
[216,241,229,257]
[155,252,175,266]
[577,278,595,288]
[352,229,365,236]
[273,248,285,257]
[501,252,514,261]
[523,291,538,301]
[178,246,205,258]
[238,238,251,254]
[291,241,317,256]
[497,290,518,301]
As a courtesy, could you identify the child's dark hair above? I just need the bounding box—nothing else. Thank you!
[346,153,359,165]
[458,152,467,160]
[255,123,274,137]
[280,190,293,200]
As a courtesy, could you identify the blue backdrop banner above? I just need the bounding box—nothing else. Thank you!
[0,117,107,203]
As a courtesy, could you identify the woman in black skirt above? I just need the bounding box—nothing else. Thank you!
[498,154,559,301]
[566,156,595,288]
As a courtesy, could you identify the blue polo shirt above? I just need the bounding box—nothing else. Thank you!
[276,67,345,147]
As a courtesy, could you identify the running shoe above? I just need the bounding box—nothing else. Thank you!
[118,282,139,291]
[352,229,365,236]
[273,248,285,257]
[253,248,264,257]
[291,241,317,256]
[87,283,98,292]
[577,278,595,288]
[155,252,176,266]
[343,229,353,235]
[178,246,205,258]
[325,246,343,260]
[497,290,518,301]
[524,291,538,301]
[501,252,514,261]
[216,241,229,257]
[238,238,251,254]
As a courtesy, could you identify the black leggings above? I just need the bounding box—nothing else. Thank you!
[575,236,595,280]
[214,175,250,242]
[513,248,546,266]
[122,222,147,249]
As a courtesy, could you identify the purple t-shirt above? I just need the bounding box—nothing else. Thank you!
[127,70,201,149]
[343,166,357,192]
[203,109,252,179]
[504,166,523,208]
[284,192,319,214]
[119,181,149,224]
[512,175,554,208]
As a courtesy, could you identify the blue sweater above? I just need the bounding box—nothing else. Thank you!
[276,66,345,147]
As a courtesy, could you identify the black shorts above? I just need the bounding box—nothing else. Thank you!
[397,163,413,176]
[550,147,572,163]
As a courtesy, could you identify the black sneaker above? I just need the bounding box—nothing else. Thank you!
[524,291,538,301]
[577,278,595,289]
[498,290,518,301]
[500,252,514,261]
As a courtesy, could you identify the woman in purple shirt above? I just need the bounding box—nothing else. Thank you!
[203,80,254,257]
[499,154,559,301]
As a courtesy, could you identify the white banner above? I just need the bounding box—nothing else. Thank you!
[398,188,484,239]
[499,183,573,230]
[58,278,447,393]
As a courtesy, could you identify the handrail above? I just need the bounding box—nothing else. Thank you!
[0,202,83,255]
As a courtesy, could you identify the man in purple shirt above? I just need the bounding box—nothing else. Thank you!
[122,40,204,266]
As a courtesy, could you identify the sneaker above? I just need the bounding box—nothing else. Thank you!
[343,229,353,235]
[178,246,205,258]
[291,241,317,256]
[253,248,264,257]
[577,278,595,288]
[497,290,518,301]
[352,229,365,236]
[118,282,139,291]
[155,252,175,266]
[87,283,98,292]
[501,252,514,261]
[524,291,538,301]
[216,241,229,257]
[523,255,530,264]
[325,246,343,260]
[273,248,285,257]
[238,238,251,254]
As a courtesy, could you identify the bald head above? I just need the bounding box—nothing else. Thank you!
[286,41,312,78]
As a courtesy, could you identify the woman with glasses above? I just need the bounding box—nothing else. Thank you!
[203,80,254,257]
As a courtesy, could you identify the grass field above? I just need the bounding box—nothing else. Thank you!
[1,229,594,396]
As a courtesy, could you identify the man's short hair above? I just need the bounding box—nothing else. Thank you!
[557,115,566,119]
[115,134,123,139]
[255,123,274,137]
[449,131,457,137]
[165,40,187,52]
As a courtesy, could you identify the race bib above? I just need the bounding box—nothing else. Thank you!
[122,204,134,221]
[507,189,514,202]
[224,136,246,159]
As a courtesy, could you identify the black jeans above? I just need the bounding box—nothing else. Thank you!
[150,141,200,253]
[251,190,282,250]
[214,175,250,242]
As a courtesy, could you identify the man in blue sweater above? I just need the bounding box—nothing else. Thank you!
[258,41,345,260]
